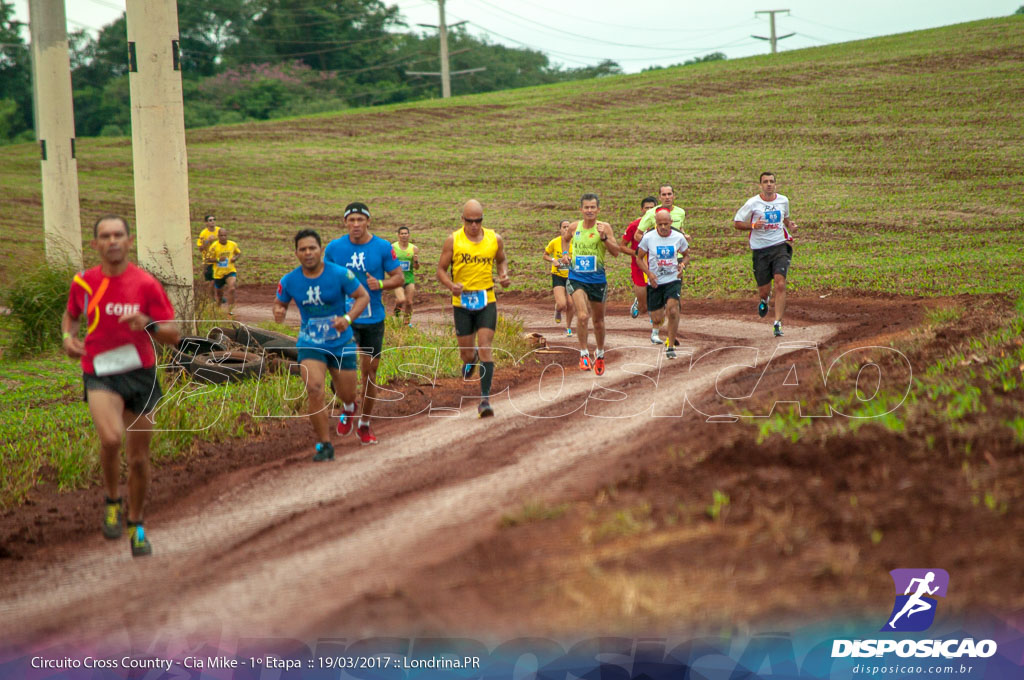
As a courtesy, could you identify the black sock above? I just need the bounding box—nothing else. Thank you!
[480,361,494,398]
[105,496,122,505]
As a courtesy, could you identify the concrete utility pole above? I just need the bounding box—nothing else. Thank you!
[28,0,82,269]
[125,0,194,318]
[753,9,795,54]
[410,0,484,98]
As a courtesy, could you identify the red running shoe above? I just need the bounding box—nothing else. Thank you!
[594,356,605,376]
[356,423,378,445]
[336,405,357,436]
[579,354,591,371]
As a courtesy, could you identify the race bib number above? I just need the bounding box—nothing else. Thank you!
[218,257,229,267]
[303,315,340,344]
[574,255,597,273]
[764,209,782,228]
[655,245,675,260]
[460,290,486,311]
[93,343,144,377]
[399,260,411,271]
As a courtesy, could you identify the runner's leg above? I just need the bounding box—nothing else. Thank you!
[87,390,126,501]
[405,283,415,322]
[303,358,332,442]
[592,300,607,352]
[665,297,680,346]
[123,410,154,523]
[570,287,590,351]
[773,273,787,324]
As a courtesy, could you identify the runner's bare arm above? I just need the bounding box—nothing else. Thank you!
[636,248,657,288]
[273,299,288,324]
[412,245,420,269]
[783,216,798,229]
[436,234,461,295]
[597,222,621,256]
[379,266,405,291]
[679,249,691,272]
[60,309,85,358]
[118,313,180,346]
[336,285,370,330]
[495,234,511,287]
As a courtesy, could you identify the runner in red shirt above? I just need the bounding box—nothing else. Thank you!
[61,215,180,557]
[620,195,657,321]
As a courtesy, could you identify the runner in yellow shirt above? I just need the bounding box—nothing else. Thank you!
[542,219,575,337]
[437,199,511,418]
[196,214,220,302]
[207,229,242,315]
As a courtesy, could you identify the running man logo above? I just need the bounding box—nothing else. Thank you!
[882,569,949,632]
[347,252,367,271]
[302,286,324,306]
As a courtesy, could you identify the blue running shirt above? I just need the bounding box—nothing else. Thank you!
[276,263,363,350]
[324,235,400,325]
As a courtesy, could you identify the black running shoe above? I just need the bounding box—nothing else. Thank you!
[774,321,784,337]
[758,298,768,318]
[463,350,480,379]
[313,441,335,462]
[478,400,494,418]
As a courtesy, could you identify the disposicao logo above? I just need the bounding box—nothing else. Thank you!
[882,568,949,632]
[831,568,998,659]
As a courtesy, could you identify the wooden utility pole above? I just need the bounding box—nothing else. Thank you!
[28,0,82,268]
[125,0,194,318]
[411,0,484,97]
[753,9,794,54]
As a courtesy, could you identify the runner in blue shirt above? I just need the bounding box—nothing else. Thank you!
[323,202,404,445]
[274,229,369,462]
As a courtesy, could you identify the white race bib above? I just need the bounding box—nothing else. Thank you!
[218,257,229,267]
[460,290,486,311]
[302,316,340,344]
[93,343,144,377]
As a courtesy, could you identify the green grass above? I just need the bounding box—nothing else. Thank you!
[0,310,535,508]
[2,17,1022,299]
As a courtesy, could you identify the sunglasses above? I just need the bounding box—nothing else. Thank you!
[463,217,483,224]
[206,218,216,222]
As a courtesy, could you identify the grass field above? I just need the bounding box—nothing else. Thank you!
[1,16,1022,299]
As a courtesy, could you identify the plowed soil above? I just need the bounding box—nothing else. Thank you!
[2,288,1020,646]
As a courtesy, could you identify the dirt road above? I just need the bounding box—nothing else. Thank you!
[0,298,839,645]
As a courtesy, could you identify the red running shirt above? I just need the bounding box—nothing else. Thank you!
[66,263,175,375]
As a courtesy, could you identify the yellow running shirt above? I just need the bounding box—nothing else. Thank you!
[208,240,241,278]
[451,227,498,308]
[196,226,220,263]
[545,236,570,277]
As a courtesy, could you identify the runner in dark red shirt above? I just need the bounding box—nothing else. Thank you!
[61,214,179,557]
[620,195,657,323]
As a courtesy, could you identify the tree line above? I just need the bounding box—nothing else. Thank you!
[0,0,724,143]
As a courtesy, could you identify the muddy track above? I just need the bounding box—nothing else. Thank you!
[0,293,912,646]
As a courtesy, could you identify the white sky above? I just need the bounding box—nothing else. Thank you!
[13,0,1021,73]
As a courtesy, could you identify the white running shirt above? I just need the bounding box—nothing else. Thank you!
[734,194,791,250]
[638,230,689,285]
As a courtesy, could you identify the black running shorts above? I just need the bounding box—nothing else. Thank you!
[647,280,682,312]
[752,242,792,287]
[83,366,162,415]
[453,302,497,337]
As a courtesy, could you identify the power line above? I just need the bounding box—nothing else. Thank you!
[469,0,721,52]
[752,9,794,54]
[510,0,760,36]
[787,14,872,37]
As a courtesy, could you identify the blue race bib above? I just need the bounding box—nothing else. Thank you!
[574,255,597,273]
[218,257,229,268]
[399,260,411,271]
[460,290,486,311]
[764,209,782,226]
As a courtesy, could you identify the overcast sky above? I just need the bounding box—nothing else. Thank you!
[13,0,1020,73]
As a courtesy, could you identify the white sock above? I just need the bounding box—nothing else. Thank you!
[358,417,370,428]
[580,349,590,357]
[595,349,605,359]
[343,402,355,412]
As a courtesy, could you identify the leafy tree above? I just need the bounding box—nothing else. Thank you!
[0,0,32,142]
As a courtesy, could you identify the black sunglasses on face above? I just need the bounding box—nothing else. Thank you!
[463,217,483,224]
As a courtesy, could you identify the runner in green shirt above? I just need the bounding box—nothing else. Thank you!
[391,226,419,326]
